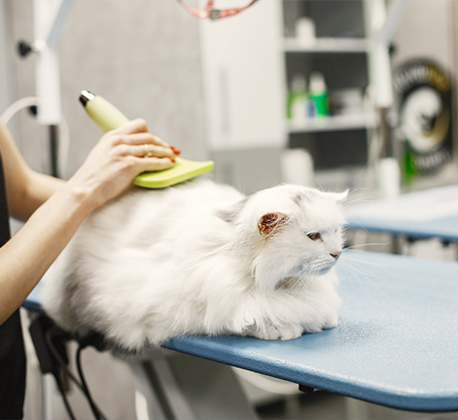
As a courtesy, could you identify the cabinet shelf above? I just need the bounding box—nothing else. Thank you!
[287,113,376,133]
[284,37,369,53]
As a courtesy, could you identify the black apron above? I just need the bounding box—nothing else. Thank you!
[0,155,26,419]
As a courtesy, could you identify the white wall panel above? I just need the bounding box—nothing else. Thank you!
[200,0,286,151]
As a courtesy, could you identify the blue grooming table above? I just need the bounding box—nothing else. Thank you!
[345,185,458,242]
[24,251,458,412]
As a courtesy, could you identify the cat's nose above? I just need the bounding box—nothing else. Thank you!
[330,251,341,260]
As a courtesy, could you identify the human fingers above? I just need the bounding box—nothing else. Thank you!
[116,143,176,159]
[112,131,176,151]
[108,119,181,154]
[133,156,175,172]
[111,118,152,136]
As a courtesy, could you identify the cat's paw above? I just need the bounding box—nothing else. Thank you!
[276,323,304,340]
[247,323,303,341]
[323,314,339,329]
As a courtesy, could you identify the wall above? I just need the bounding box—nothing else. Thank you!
[390,0,454,72]
[0,2,11,112]
[2,0,207,179]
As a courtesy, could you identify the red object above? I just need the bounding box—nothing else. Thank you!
[170,146,181,155]
[176,0,259,20]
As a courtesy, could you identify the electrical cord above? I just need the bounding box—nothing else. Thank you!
[0,96,71,178]
[45,328,85,393]
[45,327,108,420]
[76,344,106,420]
[44,327,78,419]
[54,375,77,420]
[0,96,39,126]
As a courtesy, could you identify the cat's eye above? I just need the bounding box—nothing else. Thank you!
[307,232,321,241]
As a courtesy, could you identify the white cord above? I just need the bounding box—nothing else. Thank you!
[0,97,71,177]
[0,96,39,126]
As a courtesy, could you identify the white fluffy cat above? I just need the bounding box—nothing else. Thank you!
[42,178,347,351]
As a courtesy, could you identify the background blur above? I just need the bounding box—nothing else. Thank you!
[1,0,457,418]
[2,0,457,197]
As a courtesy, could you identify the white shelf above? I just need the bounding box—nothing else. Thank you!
[284,37,369,53]
[287,113,376,133]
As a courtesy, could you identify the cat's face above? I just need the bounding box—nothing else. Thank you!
[243,185,347,289]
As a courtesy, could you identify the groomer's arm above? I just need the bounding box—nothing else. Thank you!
[0,119,176,325]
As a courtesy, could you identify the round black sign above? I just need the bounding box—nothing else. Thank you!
[394,59,452,176]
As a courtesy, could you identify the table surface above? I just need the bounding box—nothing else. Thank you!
[345,185,458,242]
[25,251,458,412]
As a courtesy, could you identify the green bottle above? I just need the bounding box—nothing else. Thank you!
[309,72,329,117]
[287,74,308,122]
[402,141,417,186]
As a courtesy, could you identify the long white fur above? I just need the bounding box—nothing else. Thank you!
[41,179,347,350]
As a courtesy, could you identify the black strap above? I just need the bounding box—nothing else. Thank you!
[0,154,10,244]
[0,155,26,419]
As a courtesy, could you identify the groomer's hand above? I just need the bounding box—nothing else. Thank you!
[67,119,179,210]
[0,118,181,325]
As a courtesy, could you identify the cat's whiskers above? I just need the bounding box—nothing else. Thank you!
[340,258,373,297]
[343,226,364,238]
[344,241,391,251]
[268,265,310,302]
[286,273,310,306]
[342,257,393,288]
[341,194,376,211]
[273,264,316,307]
[339,251,404,297]
[299,265,320,295]
[342,252,390,266]
[282,264,325,310]
[269,275,301,300]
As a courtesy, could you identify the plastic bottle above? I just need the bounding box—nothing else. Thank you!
[287,74,308,123]
[308,72,329,118]
[402,140,417,186]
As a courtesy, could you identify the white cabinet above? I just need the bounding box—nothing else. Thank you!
[199,0,286,152]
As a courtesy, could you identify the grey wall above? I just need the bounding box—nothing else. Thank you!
[2,0,207,178]
[390,0,454,72]
[0,2,11,112]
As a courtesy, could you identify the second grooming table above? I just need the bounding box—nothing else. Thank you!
[25,251,458,415]
[345,185,458,242]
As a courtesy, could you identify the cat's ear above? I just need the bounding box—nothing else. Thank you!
[327,190,349,202]
[257,212,289,236]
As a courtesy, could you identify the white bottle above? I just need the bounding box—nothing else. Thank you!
[295,17,316,47]
[288,74,308,124]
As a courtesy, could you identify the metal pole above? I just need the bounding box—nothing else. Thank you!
[49,125,59,178]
